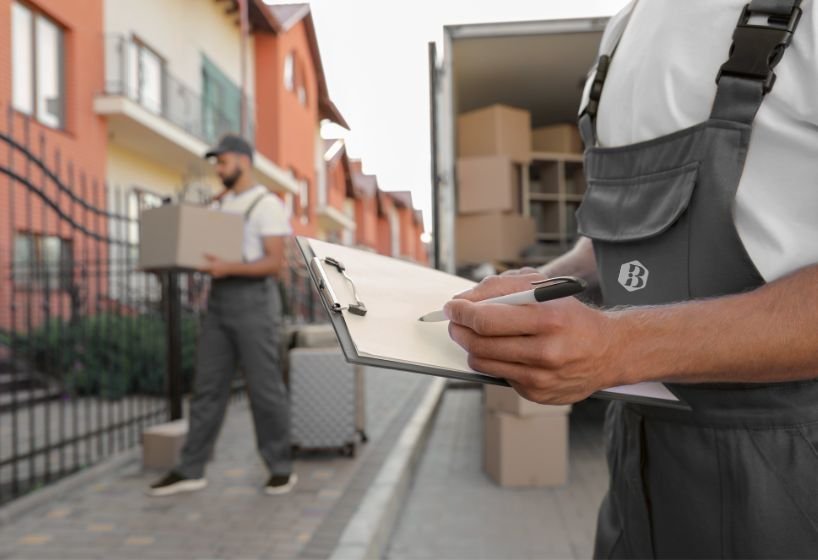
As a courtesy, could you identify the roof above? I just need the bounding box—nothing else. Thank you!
[352,172,378,198]
[323,139,355,198]
[227,0,280,33]
[388,191,413,209]
[264,3,349,129]
[266,3,311,31]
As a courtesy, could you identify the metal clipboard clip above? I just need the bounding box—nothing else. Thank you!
[310,256,368,316]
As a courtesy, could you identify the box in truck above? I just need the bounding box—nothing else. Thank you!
[429,17,609,273]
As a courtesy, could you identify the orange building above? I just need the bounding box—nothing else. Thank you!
[320,139,356,245]
[350,161,380,251]
[388,191,429,264]
[0,0,108,330]
[253,3,348,239]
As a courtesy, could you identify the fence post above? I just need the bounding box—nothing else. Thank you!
[163,271,183,421]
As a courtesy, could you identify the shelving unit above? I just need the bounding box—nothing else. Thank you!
[524,152,586,254]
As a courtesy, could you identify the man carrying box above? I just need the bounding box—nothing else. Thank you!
[148,134,296,497]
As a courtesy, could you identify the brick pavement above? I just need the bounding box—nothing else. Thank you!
[386,387,609,560]
[0,367,432,560]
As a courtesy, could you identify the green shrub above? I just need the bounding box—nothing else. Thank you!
[12,313,199,399]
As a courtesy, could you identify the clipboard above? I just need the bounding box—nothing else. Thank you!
[296,237,689,410]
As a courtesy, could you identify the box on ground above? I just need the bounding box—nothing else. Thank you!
[485,385,571,417]
[483,409,569,487]
[456,212,536,265]
[142,420,188,470]
[532,124,584,155]
[457,156,523,215]
[138,204,243,271]
[457,105,532,163]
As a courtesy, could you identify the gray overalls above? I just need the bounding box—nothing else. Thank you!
[177,193,291,479]
[575,1,818,557]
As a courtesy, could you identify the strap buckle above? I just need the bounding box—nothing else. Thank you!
[716,3,802,93]
[582,54,611,119]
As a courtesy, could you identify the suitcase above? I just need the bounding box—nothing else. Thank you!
[289,347,367,457]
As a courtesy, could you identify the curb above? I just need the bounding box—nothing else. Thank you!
[0,447,140,528]
[329,377,446,560]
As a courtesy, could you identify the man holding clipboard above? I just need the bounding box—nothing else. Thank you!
[446,1,818,557]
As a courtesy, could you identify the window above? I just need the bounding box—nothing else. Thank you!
[134,39,165,114]
[297,83,307,106]
[284,52,308,106]
[202,55,242,144]
[283,52,294,91]
[389,207,400,257]
[12,2,65,128]
[298,178,309,224]
[127,187,164,243]
[13,233,73,289]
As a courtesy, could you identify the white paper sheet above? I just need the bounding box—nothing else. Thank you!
[306,238,679,404]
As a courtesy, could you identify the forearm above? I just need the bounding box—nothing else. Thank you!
[611,264,818,385]
[538,237,599,289]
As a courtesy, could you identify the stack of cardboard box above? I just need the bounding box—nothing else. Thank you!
[455,104,536,265]
[531,123,584,155]
[483,384,571,487]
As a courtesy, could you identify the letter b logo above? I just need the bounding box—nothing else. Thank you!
[618,260,649,292]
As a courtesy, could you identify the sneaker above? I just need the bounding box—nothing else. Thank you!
[147,471,207,497]
[264,473,298,495]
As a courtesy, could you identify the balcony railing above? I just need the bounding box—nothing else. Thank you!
[102,35,255,146]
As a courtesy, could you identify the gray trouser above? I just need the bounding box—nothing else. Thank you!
[177,277,291,478]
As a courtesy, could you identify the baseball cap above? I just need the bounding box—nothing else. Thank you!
[204,134,254,161]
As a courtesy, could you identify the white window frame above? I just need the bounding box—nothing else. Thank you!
[299,178,309,224]
[133,37,165,115]
[11,1,65,129]
[284,52,295,91]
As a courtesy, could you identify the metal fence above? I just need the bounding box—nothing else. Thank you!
[0,106,322,506]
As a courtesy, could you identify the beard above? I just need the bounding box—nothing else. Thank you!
[221,168,242,189]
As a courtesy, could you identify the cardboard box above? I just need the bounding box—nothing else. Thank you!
[138,204,243,271]
[142,420,188,470]
[485,385,571,417]
[457,156,522,215]
[532,124,584,155]
[484,409,569,487]
[456,212,536,264]
[458,105,532,163]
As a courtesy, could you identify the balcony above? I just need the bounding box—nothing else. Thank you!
[95,35,297,194]
[316,203,356,233]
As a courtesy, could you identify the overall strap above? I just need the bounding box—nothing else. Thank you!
[243,192,269,222]
[578,0,803,147]
[710,0,802,124]
[578,0,639,148]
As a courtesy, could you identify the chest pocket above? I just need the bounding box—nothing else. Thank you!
[576,161,699,307]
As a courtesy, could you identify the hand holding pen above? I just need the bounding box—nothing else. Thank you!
[419,275,586,322]
[441,272,621,406]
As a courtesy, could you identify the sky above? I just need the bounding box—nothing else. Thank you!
[266,0,631,232]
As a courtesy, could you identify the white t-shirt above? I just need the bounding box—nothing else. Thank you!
[585,0,818,282]
[217,185,291,262]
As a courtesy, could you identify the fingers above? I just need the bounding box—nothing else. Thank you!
[448,323,544,364]
[500,267,540,277]
[453,273,547,302]
[467,356,534,384]
[444,299,558,336]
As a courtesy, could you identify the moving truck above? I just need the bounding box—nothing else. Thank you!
[429,17,610,273]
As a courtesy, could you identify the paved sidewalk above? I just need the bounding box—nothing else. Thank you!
[386,387,609,560]
[0,367,433,560]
